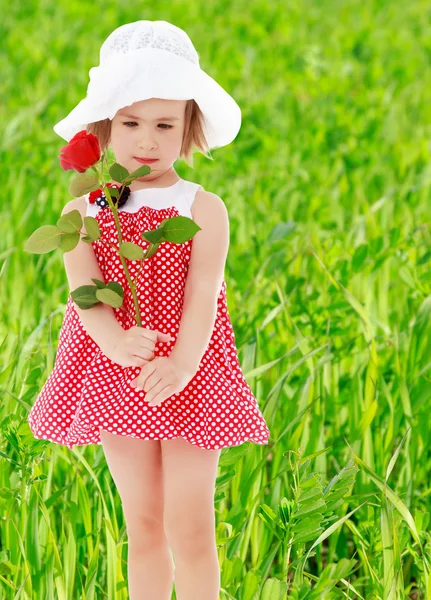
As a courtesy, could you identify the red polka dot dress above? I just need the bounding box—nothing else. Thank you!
[28,178,271,451]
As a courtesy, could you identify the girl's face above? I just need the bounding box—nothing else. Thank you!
[109,98,187,186]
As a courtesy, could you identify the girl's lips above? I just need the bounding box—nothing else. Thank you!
[134,157,158,164]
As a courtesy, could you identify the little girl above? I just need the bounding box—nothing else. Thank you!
[28,20,270,600]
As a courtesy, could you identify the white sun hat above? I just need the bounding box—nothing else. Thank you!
[53,20,242,150]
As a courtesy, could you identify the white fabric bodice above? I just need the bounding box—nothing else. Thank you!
[84,178,204,218]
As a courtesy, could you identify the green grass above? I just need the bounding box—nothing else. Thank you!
[1,0,431,598]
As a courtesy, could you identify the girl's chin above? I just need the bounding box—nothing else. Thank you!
[137,174,156,180]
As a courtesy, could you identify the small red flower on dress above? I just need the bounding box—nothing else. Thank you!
[89,182,132,209]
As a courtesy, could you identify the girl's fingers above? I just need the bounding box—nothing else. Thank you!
[142,373,163,392]
[147,384,175,406]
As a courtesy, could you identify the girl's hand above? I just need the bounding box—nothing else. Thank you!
[130,356,196,407]
[107,327,172,368]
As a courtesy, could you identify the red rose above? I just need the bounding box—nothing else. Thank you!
[59,130,101,173]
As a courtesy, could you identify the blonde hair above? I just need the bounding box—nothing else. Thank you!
[86,99,213,168]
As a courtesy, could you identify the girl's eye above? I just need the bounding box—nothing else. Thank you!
[123,122,173,130]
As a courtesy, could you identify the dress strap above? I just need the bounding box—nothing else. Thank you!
[181,180,204,213]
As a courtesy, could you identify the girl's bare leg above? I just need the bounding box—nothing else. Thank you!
[100,429,174,600]
[161,436,222,600]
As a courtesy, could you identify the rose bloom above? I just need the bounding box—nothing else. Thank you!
[59,131,101,173]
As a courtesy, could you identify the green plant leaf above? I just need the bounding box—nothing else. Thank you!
[91,278,107,289]
[145,242,160,258]
[58,231,80,252]
[124,164,151,182]
[305,502,367,559]
[108,187,119,198]
[71,285,100,309]
[119,241,144,260]
[293,498,327,518]
[291,514,324,534]
[308,557,358,598]
[218,444,250,467]
[345,443,421,544]
[294,526,325,545]
[24,225,63,254]
[106,281,124,298]
[95,287,123,309]
[83,216,101,240]
[257,504,285,540]
[160,215,202,243]
[261,578,289,600]
[109,163,130,183]
[69,172,99,197]
[57,209,82,233]
[142,226,166,244]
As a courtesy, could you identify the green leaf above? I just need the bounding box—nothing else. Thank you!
[325,498,345,513]
[108,187,119,198]
[119,241,144,260]
[293,498,327,518]
[345,443,421,544]
[297,485,325,503]
[142,227,166,244]
[261,578,289,600]
[305,502,367,558]
[95,287,123,309]
[323,460,359,492]
[58,231,80,252]
[106,281,124,298]
[239,570,259,600]
[309,557,358,597]
[57,209,82,233]
[109,163,130,184]
[124,164,151,182]
[299,470,319,488]
[215,467,237,488]
[145,242,160,258]
[257,504,284,540]
[332,556,358,582]
[278,498,294,525]
[323,460,359,515]
[160,215,202,243]
[292,514,324,534]
[91,278,107,289]
[218,444,250,467]
[83,216,101,240]
[69,172,100,197]
[352,243,368,271]
[71,285,100,309]
[294,527,325,545]
[24,225,63,254]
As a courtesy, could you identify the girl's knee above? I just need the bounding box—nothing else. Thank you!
[165,519,216,557]
[126,514,167,552]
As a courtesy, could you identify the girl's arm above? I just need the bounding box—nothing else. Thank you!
[169,191,230,374]
[61,197,126,356]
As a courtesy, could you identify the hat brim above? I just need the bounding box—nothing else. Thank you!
[53,48,241,150]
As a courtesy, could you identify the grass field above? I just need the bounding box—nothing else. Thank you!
[1,0,431,598]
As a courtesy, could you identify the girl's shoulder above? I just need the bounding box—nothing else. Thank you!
[188,187,227,223]
[61,195,87,220]
[180,179,204,218]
